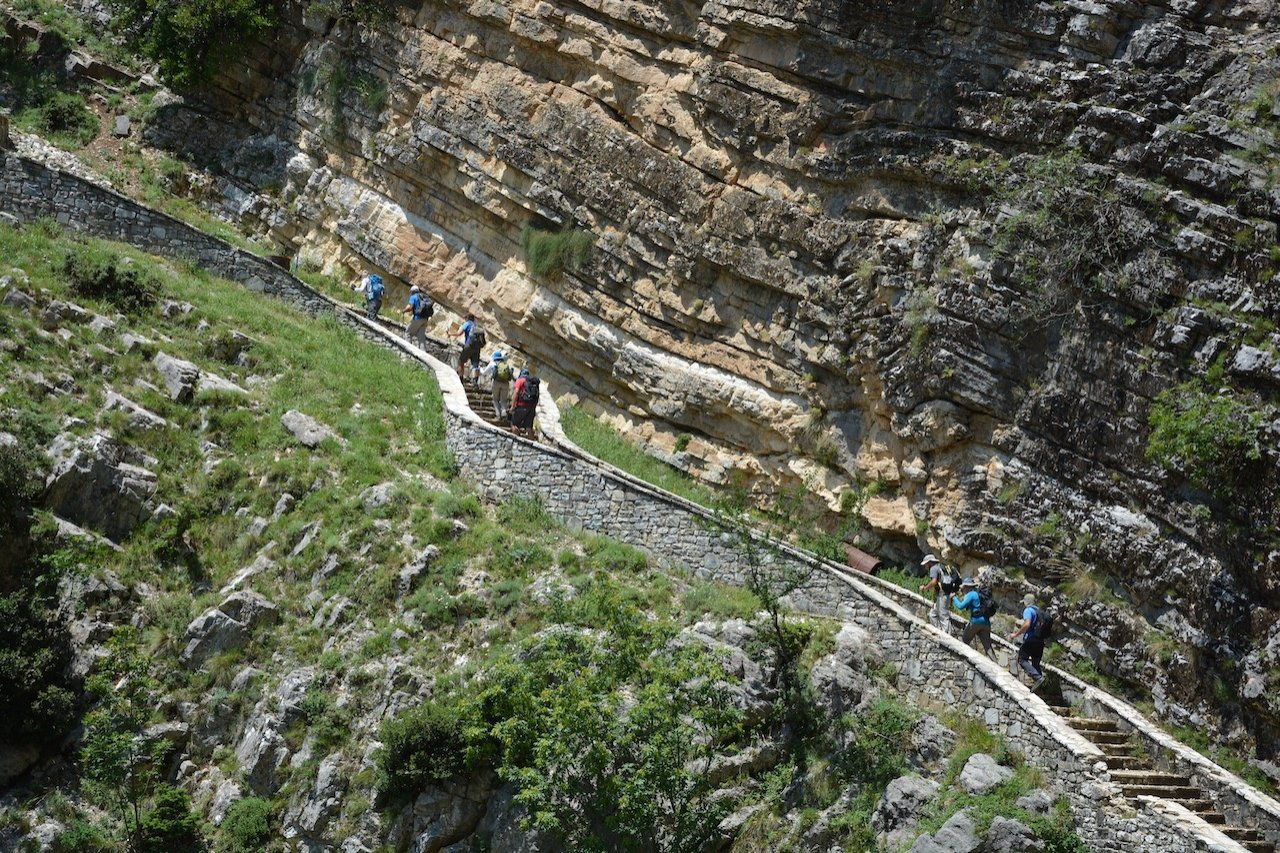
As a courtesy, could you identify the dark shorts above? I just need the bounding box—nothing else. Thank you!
[460,342,481,366]
[1017,637,1045,663]
[511,406,535,429]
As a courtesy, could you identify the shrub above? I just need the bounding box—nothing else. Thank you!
[520,226,593,277]
[137,785,203,853]
[0,577,80,746]
[29,91,99,147]
[376,698,475,801]
[53,819,113,852]
[219,796,271,853]
[0,439,41,534]
[105,0,278,88]
[62,244,160,313]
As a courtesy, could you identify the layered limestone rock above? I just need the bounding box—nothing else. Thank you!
[148,0,1280,754]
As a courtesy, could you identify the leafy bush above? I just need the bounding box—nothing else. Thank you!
[376,697,475,801]
[27,91,99,147]
[62,244,161,313]
[0,439,41,534]
[137,785,203,853]
[520,226,593,277]
[53,819,113,852]
[105,0,278,88]
[219,796,271,852]
[1147,367,1266,496]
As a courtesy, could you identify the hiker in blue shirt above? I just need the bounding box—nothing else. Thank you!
[448,312,485,386]
[952,578,995,659]
[399,285,433,349]
[1009,593,1046,692]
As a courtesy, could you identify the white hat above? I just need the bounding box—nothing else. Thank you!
[922,553,940,565]
[1022,593,1036,606]
[410,285,420,293]
[960,577,977,588]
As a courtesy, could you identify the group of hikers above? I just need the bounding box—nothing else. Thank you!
[354,273,540,437]
[918,554,1050,692]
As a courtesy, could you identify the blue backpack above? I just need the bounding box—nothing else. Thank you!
[368,274,385,299]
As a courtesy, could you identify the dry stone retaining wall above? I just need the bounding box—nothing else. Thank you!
[1,151,1267,853]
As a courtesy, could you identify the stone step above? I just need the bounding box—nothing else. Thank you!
[1102,755,1146,770]
[1049,706,1073,717]
[1223,827,1266,843]
[1097,742,1135,756]
[1197,810,1226,824]
[1119,784,1204,799]
[1240,842,1274,853]
[1081,730,1132,745]
[1067,717,1120,733]
[1110,770,1193,787]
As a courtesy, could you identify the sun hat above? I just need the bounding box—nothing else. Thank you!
[921,554,940,565]
[492,351,504,361]
[410,284,420,292]
[960,577,977,588]
[1022,593,1036,606]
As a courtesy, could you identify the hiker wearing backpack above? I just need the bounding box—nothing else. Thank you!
[449,313,486,386]
[487,350,514,422]
[510,369,540,438]
[918,554,958,636]
[400,285,434,349]
[952,578,996,659]
[1008,592,1048,692]
[353,273,385,321]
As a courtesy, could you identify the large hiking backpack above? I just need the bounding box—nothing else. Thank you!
[471,326,487,349]
[1032,606,1055,640]
[416,296,434,319]
[974,587,998,619]
[494,361,513,382]
[517,376,540,406]
[368,274,384,299]
[939,564,961,595]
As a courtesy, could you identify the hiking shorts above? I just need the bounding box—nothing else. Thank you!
[459,342,481,368]
[511,405,535,430]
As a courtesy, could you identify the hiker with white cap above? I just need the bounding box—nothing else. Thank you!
[352,272,385,320]
[918,553,959,636]
[400,285,434,349]
[486,350,514,422]
[952,577,995,659]
[1009,592,1047,692]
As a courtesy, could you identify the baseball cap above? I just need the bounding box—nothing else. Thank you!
[922,554,940,565]
[410,285,420,293]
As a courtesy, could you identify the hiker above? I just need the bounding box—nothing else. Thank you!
[952,578,995,659]
[400,285,433,349]
[449,313,486,385]
[510,368,540,438]
[487,350,514,422]
[352,273,385,321]
[1008,593,1046,692]
[918,553,958,636]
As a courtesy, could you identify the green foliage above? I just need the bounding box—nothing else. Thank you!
[376,697,476,801]
[559,406,717,506]
[0,438,41,533]
[105,0,278,88]
[520,226,593,277]
[137,785,203,853]
[311,0,394,23]
[299,690,353,752]
[21,91,100,148]
[62,243,161,313]
[219,797,272,852]
[1146,365,1267,497]
[833,696,917,789]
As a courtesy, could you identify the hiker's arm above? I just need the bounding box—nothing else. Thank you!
[1008,618,1030,640]
[919,577,936,593]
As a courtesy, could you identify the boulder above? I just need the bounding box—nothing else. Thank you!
[276,667,316,723]
[809,623,873,718]
[360,481,397,510]
[153,351,200,402]
[40,300,90,331]
[399,544,440,597]
[206,330,255,364]
[197,370,247,396]
[957,753,1014,795]
[103,390,169,430]
[120,332,156,355]
[44,432,157,542]
[985,816,1043,853]
[281,410,341,448]
[0,743,40,788]
[296,753,347,834]
[1015,789,1054,816]
[180,590,279,664]
[235,717,290,796]
[408,772,495,853]
[908,808,979,853]
[1,287,36,311]
[872,774,940,849]
[159,299,194,318]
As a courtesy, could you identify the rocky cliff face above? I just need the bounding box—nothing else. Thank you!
[148,0,1280,759]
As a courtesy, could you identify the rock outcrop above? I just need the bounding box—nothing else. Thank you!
[43,432,158,543]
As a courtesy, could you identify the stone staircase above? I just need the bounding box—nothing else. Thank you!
[1049,704,1274,853]
[462,379,507,428]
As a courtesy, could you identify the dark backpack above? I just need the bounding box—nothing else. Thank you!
[494,361,512,382]
[517,376,540,406]
[413,295,433,319]
[939,565,961,594]
[470,326,486,349]
[1032,606,1055,640]
[974,588,998,619]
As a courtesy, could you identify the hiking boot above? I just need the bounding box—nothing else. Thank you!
[1030,676,1046,692]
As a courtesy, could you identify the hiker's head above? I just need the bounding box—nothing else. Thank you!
[519,369,530,378]
[410,285,420,293]
[1022,593,1036,606]
[466,313,475,320]
[960,578,977,590]
[922,554,940,568]
[492,351,504,361]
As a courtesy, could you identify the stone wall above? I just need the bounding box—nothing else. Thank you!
[0,151,1268,852]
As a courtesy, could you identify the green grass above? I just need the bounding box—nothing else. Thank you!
[559,405,718,506]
